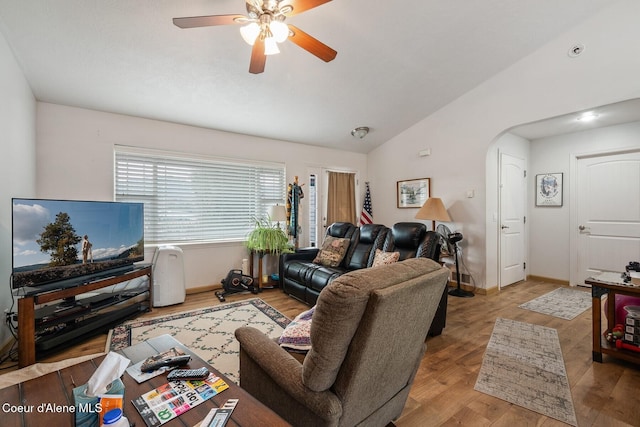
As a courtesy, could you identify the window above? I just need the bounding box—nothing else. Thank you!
[308,174,317,247]
[114,147,286,244]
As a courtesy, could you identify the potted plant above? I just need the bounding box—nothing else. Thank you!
[246,215,293,254]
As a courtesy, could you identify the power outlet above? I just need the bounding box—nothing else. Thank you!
[5,311,17,324]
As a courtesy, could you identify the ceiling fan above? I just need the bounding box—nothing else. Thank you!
[173,0,337,74]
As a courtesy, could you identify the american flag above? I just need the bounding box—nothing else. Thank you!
[358,182,373,225]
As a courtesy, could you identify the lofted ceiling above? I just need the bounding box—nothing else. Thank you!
[0,0,616,153]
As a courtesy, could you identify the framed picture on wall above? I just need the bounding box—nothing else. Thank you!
[535,173,563,206]
[397,178,430,208]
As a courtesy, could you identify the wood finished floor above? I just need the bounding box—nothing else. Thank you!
[3,280,639,426]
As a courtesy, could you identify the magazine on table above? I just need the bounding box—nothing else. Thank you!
[126,347,187,383]
[132,373,229,427]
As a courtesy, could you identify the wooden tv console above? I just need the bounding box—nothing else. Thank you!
[16,265,153,367]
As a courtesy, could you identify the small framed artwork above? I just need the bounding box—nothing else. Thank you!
[397,178,430,208]
[535,173,563,206]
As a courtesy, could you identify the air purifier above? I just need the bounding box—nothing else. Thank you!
[152,245,186,307]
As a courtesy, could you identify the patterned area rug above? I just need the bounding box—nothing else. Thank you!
[518,287,591,320]
[107,298,290,383]
[475,318,577,426]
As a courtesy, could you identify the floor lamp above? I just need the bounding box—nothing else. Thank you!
[414,197,450,231]
[415,198,473,298]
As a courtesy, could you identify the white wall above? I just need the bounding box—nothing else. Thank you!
[36,103,367,289]
[0,31,36,348]
[529,121,640,282]
[368,1,640,291]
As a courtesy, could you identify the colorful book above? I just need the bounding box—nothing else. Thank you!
[132,373,229,427]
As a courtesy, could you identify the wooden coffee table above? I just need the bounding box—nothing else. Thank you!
[0,334,290,426]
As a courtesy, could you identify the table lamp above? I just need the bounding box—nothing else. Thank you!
[268,204,287,229]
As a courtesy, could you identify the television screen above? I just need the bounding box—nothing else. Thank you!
[12,198,144,289]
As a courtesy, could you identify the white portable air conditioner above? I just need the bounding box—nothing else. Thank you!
[152,245,186,307]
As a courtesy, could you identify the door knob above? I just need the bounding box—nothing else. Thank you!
[579,225,586,231]
[501,225,509,229]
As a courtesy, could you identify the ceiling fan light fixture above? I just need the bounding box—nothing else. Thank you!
[173,0,338,74]
[240,22,260,45]
[270,20,289,43]
[264,37,280,55]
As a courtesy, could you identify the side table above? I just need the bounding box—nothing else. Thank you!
[586,271,640,364]
[249,250,279,289]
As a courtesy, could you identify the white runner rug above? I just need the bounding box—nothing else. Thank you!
[518,287,591,320]
[475,318,577,426]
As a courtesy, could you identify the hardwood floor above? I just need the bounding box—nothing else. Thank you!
[2,280,639,426]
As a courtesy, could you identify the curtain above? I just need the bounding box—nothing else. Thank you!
[326,171,356,226]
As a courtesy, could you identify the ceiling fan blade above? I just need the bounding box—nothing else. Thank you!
[249,39,266,74]
[288,25,337,62]
[283,0,332,16]
[173,14,247,29]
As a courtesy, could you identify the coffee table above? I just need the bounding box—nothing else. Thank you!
[0,334,290,426]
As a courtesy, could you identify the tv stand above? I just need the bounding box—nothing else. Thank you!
[17,265,153,367]
[58,297,77,307]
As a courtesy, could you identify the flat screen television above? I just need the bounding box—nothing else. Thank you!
[12,198,144,289]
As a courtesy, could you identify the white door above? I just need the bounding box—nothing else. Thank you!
[575,150,640,284]
[499,153,527,288]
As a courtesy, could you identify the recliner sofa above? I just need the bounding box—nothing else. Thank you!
[280,222,386,304]
[280,221,449,336]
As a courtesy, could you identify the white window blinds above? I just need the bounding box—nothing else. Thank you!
[114,147,286,244]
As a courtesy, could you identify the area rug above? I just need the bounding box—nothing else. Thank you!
[518,287,591,320]
[474,318,577,426]
[107,298,290,383]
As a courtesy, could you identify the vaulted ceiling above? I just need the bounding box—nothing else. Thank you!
[0,1,614,153]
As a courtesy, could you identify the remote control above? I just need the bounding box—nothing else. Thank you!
[201,399,238,427]
[167,367,210,381]
[140,354,192,372]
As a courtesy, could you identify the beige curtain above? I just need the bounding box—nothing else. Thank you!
[326,171,356,226]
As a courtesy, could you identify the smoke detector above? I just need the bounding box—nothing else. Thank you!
[568,43,585,58]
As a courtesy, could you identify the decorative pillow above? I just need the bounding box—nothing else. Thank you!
[372,249,400,267]
[313,236,350,267]
[278,306,315,352]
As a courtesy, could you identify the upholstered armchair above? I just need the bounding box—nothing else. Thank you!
[235,258,449,427]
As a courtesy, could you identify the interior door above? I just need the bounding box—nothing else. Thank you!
[499,153,526,288]
[575,150,640,284]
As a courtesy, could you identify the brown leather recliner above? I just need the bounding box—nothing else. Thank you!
[235,258,449,427]
[382,222,447,336]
